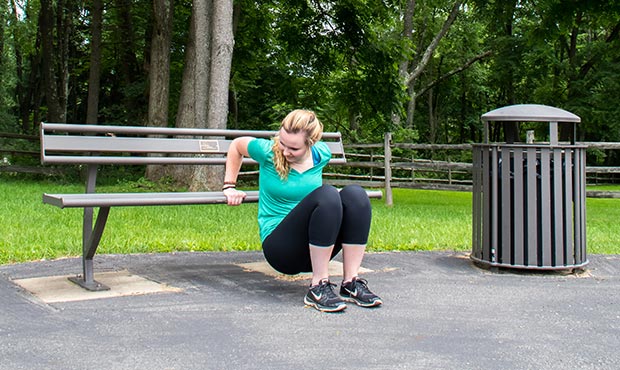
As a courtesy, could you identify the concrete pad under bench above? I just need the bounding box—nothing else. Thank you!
[13,270,182,303]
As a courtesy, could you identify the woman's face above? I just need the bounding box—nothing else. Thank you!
[278,128,309,164]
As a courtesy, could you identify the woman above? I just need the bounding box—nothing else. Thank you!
[223,109,382,312]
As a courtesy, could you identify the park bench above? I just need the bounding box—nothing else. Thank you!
[40,123,382,291]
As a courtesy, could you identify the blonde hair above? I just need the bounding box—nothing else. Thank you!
[272,109,324,179]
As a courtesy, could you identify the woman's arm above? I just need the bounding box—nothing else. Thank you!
[223,137,253,206]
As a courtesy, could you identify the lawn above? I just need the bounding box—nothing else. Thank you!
[1,176,619,265]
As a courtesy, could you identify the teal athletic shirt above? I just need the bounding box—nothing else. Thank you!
[247,138,332,242]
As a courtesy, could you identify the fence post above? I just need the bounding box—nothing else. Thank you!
[448,153,452,185]
[370,149,374,181]
[411,153,415,183]
[384,132,393,206]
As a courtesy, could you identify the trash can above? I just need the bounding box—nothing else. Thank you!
[471,104,588,270]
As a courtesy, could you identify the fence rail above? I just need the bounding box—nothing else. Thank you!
[3,131,620,200]
[333,138,620,204]
[0,132,39,156]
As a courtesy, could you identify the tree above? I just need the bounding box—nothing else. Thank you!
[474,0,522,142]
[3,0,620,168]
[147,0,174,129]
[238,0,403,139]
[168,0,212,188]
[39,0,79,123]
[475,0,620,144]
[159,0,234,190]
[396,0,463,133]
[414,4,491,144]
[548,2,620,141]
[86,0,103,124]
[202,0,235,190]
[0,0,16,131]
[145,0,174,180]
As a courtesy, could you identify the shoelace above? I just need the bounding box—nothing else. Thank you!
[317,280,340,299]
[350,278,372,296]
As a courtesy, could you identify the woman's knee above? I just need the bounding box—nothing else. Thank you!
[314,184,342,208]
[339,185,371,212]
[316,184,339,197]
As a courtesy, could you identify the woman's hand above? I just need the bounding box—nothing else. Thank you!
[223,187,247,206]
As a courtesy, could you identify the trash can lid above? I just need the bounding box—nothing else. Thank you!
[481,104,581,123]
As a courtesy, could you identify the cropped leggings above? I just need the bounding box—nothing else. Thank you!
[262,184,372,275]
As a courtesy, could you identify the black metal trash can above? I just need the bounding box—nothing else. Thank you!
[471,104,588,270]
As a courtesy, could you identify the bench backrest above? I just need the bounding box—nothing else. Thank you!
[40,123,347,166]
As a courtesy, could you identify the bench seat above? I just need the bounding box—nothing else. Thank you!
[43,191,260,208]
[43,189,382,208]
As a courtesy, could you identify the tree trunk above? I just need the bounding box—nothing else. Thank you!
[402,1,462,130]
[145,0,174,180]
[58,0,71,122]
[200,0,234,191]
[86,0,103,124]
[147,0,173,128]
[9,0,27,131]
[170,0,234,191]
[428,87,436,143]
[169,0,212,187]
[39,0,69,122]
[392,0,416,129]
[0,6,4,64]
[406,86,416,128]
[115,0,140,87]
[208,0,234,130]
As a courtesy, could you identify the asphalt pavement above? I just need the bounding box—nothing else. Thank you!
[1,251,619,370]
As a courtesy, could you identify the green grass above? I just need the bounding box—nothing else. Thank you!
[371,189,472,251]
[1,177,620,265]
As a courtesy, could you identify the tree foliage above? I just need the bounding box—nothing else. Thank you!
[1,0,619,162]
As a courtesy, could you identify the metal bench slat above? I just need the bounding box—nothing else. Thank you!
[42,123,342,140]
[43,136,232,154]
[43,191,261,208]
[45,137,341,157]
[43,189,382,208]
[41,156,347,166]
[41,155,253,165]
[42,123,276,138]
[41,128,345,163]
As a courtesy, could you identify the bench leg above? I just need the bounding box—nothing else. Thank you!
[68,207,111,291]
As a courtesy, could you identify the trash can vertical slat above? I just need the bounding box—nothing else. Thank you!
[482,147,492,262]
[563,148,574,264]
[540,149,552,267]
[574,148,587,264]
[580,149,587,261]
[472,147,482,260]
[526,147,538,267]
[501,147,512,264]
[513,149,524,265]
[491,147,499,262]
[552,148,565,266]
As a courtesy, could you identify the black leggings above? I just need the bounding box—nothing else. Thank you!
[262,184,372,275]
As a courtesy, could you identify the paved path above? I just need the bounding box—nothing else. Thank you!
[1,251,619,370]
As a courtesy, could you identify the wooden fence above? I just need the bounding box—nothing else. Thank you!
[3,131,620,200]
[325,134,620,204]
[0,132,57,175]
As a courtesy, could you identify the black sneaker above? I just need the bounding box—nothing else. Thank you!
[340,277,383,307]
[304,279,347,312]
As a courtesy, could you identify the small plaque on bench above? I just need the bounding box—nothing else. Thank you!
[199,140,220,152]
